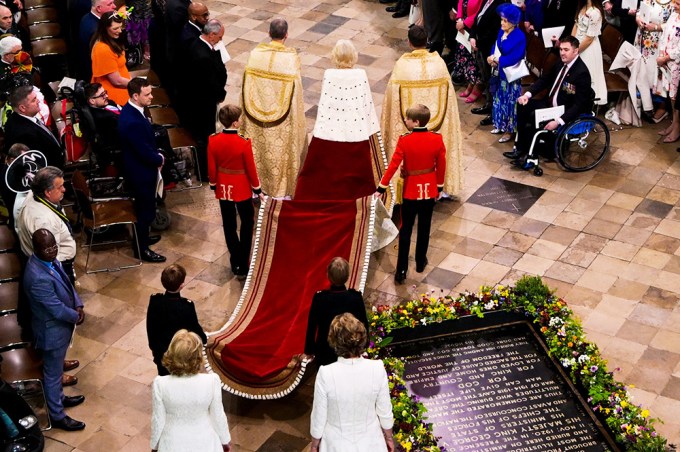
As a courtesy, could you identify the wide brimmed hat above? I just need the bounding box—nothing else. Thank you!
[496,3,521,25]
[5,150,47,194]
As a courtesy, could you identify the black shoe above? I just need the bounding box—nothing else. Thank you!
[503,150,522,159]
[51,415,86,431]
[63,395,85,408]
[392,10,408,17]
[395,270,407,284]
[148,235,161,246]
[471,105,491,115]
[416,258,428,273]
[385,5,397,11]
[140,249,166,263]
[480,116,492,126]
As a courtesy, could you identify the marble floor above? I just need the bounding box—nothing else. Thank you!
[41,0,680,450]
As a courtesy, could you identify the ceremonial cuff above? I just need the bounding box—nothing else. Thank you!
[376,185,387,194]
[210,183,216,191]
[252,187,262,195]
[438,185,444,193]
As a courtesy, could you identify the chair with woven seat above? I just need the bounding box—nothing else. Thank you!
[0,313,27,352]
[0,282,20,315]
[0,225,16,252]
[71,170,142,273]
[0,253,21,283]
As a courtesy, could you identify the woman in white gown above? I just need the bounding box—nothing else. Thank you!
[310,313,394,452]
[572,0,608,105]
[151,330,231,452]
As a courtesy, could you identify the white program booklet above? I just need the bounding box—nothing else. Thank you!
[456,30,472,53]
[535,105,565,128]
[622,0,637,9]
[215,41,231,64]
[511,0,525,5]
[541,26,565,48]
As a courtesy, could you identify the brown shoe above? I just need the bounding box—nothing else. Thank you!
[62,374,78,386]
[63,360,80,372]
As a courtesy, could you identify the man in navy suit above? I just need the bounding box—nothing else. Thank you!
[4,85,64,168]
[77,0,117,81]
[118,77,166,263]
[504,36,593,163]
[23,229,85,431]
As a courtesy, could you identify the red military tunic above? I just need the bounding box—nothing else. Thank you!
[207,129,261,202]
[378,128,446,200]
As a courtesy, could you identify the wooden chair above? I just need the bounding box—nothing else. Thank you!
[30,37,67,57]
[0,225,16,252]
[0,253,21,283]
[0,313,27,352]
[0,345,43,382]
[149,87,171,108]
[522,32,546,86]
[0,282,20,315]
[600,25,628,94]
[24,7,59,25]
[0,312,25,349]
[167,127,203,190]
[148,107,180,127]
[28,22,62,41]
[601,24,624,72]
[72,170,142,273]
[23,0,55,10]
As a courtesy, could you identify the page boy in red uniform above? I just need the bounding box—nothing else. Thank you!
[375,104,446,284]
[208,105,264,280]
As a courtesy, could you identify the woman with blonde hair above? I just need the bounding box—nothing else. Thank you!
[294,39,389,201]
[150,330,231,452]
[310,313,394,451]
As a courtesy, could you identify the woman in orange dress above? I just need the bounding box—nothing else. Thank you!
[91,13,130,107]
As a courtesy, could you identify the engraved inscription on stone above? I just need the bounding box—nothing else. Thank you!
[467,177,545,215]
[393,325,611,451]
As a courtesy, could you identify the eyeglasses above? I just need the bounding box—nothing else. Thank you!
[43,244,58,254]
[6,50,20,55]
[91,90,108,99]
[201,12,210,17]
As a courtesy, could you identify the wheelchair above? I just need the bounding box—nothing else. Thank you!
[518,113,610,177]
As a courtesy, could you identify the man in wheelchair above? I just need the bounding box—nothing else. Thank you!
[504,35,594,167]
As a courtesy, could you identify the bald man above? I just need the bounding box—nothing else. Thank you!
[179,2,209,53]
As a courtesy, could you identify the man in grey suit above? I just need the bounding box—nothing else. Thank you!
[23,229,86,431]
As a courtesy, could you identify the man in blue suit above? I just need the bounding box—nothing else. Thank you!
[24,229,86,431]
[118,77,166,263]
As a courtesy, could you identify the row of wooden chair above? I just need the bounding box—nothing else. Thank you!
[24,5,68,71]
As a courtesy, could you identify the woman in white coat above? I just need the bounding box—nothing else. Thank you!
[151,330,231,452]
[310,313,394,452]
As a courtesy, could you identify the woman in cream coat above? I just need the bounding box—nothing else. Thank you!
[310,313,394,452]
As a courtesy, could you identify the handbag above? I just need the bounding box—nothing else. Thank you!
[503,59,530,83]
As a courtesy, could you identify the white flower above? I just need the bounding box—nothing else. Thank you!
[420,318,427,325]
[484,301,495,311]
[561,358,575,368]
[549,317,564,328]
[578,354,590,364]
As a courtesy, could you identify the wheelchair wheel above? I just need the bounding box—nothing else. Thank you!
[555,117,609,172]
[151,205,171,231]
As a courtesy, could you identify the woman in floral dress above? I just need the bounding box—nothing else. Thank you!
[451,0,483,103]
[487,4,526,144]
[572,0,608,105]
[656,0,680,142]
[634,0,674,121]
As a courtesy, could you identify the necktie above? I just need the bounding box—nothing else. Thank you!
[36,118,60,144]
[549,65,567,103]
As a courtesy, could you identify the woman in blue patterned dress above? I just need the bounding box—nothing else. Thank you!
[487,4,526,144]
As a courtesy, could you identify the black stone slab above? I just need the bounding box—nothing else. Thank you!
[389,320,618,451]
[468,177,545,215]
